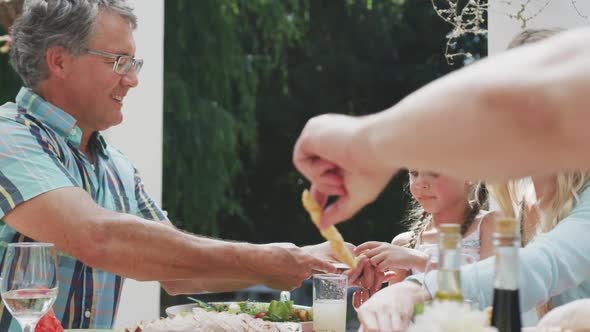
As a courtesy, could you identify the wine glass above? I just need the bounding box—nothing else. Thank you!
[420,246,439,304]
[1,243,58,332]
[460,252,482,309]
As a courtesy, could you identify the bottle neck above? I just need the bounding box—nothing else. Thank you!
[494,236,519,290]
[438,233,462,271]
[436,233,463,300]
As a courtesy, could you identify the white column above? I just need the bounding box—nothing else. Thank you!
[103,0,165,329]
[488,0,590,55]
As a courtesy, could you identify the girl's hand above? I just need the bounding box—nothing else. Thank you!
[346,255,385,294]
[355,241,426,272]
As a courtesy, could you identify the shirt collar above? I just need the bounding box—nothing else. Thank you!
[16,87,109,157]
[16,87,79,139]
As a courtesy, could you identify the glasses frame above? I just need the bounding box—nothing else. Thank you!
[85,48,143,76]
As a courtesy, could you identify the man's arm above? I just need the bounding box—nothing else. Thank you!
[4,187,336,291]
[294,27,590,227]
[360,27,590,181]
[159,242,345,295]
[160,279,260,295]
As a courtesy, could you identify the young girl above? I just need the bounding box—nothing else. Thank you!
[355,170,497,283]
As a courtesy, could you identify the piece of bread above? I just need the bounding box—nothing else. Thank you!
[301,190,357,269]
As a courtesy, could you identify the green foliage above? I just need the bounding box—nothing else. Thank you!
[0,2,487,245]
[0,27,21,102]
[163,0,486,244]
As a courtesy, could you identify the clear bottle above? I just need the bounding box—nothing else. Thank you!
[434,223,464,302]
[491,217,522,332]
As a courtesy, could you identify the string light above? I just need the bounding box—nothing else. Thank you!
[432,0,587,65]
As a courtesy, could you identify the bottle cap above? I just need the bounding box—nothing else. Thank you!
[439,223,461,249]
[439,223,461,234]
[495,217,517,235]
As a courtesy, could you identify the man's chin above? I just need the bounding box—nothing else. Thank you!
[98,116,124,131]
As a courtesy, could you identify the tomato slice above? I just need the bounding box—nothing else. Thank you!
[254,312,267,319]
[35,309,64,332]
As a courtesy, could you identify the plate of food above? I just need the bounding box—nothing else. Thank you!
[127,300,313,332]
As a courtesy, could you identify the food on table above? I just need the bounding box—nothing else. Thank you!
[34,308,64,332]
[126,300,311,332]
[188,300,311,323]
[301,189,357,268]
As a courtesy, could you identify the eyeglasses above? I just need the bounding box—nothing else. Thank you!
[85,48,144,76]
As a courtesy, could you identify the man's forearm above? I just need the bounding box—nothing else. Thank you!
[357,28,590,181]
[86,212,263,281]
[161,278,260,295]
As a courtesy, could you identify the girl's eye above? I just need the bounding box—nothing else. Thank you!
[426,172,440,178]
[409,171,418,177]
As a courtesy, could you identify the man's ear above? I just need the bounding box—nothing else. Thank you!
[45,46,71,79]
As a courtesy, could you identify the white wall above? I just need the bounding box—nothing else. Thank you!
[103,0,165,329]
[489,0,590,55]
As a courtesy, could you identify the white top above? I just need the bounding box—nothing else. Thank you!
[419,185,590,316]
[410,211,493,275]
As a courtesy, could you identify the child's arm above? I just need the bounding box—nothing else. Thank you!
[478,211,499,260]
[355,232,428,273]
[387,232,416,285]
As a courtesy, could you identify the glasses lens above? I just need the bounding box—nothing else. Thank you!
[133,59,144,76]
[115,57,132,75]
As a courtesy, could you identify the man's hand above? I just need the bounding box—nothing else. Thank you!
[254,243,337,290]
[301,241,355,265]
[357,281,427,332]
[293,113,396,228]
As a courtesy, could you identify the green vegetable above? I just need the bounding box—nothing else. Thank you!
[264,300,299,322]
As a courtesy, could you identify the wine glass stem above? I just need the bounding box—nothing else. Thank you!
[21,323,35,332]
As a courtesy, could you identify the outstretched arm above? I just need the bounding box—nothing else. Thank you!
[294,27,590,227]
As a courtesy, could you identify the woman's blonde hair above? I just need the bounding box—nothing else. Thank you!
[489,172,590,235]
[405,181,488,249]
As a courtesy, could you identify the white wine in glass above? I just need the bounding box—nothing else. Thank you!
[1,243,58,332]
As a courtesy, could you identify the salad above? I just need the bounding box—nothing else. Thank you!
[185,299,312,323]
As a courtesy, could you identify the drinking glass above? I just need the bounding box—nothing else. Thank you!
[422,249,481,308]
[421,246,439,303]
[1,243,58,332]
[460,253,482,309]
[313,274,347,332]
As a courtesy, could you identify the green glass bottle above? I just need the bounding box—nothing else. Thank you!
[434,223,464,302]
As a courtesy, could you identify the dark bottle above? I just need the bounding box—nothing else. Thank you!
[491,217,522,332]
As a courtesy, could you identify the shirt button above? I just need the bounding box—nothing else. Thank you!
[84,310,91,318]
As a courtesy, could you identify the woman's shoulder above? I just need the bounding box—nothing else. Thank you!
[478,209,500,234]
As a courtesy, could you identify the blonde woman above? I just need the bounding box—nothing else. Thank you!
[490,171,590,325]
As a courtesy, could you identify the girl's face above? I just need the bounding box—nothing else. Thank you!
[409,170,470,214]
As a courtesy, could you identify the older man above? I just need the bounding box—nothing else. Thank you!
[0,1,340,330]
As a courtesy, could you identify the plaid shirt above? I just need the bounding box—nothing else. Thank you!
[0,87,168,331]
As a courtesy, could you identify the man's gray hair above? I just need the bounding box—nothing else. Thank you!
[10,0,137,89]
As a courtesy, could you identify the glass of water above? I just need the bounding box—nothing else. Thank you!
[313,274,347,332]
[1,243,58,332]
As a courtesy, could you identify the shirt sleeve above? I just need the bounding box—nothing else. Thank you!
[422,187,590,312]
[132,166,169,222]
[0,118,77,219]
